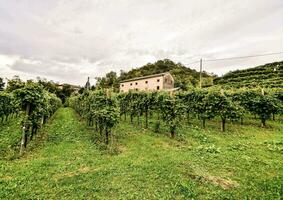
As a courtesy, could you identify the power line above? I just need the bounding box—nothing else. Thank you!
[183,51,283,65]
[183,60,200,65]
[204,51,283,62]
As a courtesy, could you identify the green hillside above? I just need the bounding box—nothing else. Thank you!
[120,59,213,89]
[214,61,283,88]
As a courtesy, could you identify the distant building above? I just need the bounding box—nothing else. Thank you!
[72,85,81,94]
[56,84,81,93]
[85,77,90,90]
[120,72,174,92]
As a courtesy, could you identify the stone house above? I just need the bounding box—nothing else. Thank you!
[120,72,174,92]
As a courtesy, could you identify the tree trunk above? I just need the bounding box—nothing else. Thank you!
[99,123,103,137]
[95,121,98,131]
[145,110,148,128]
[105,127,109,145]
[170,125,176,138]
[201,118,206,128]
[41,116,44,128]
[261,118,266,127]
[30,126,37,141]
[170,127,175,138]
[24,130,28,148]
[43,116,47,124]
[187,112,190,124]
[130,114,133,124]
[240,117,243,125]
[221,118,226,132]
[272,113,275,121]
[20,103,30,156]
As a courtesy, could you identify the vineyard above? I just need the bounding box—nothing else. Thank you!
[0,82,61,158]
[1,83,283,199]
[214,61,283,88]
[68,88,283,144]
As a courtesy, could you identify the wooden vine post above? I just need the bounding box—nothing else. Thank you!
[20,102,30,156]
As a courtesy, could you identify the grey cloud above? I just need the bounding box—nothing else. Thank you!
[0,0,283,85]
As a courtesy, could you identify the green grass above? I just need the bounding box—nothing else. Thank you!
[0,116,22,159]
[0,108,282,199]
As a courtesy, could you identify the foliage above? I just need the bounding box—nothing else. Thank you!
[205,91,242,131]
[5,76,25,92]
[230,89,280,126]
[95,59,214,91]
[158,92,184,137]
[69,90,119,144]
[69,87,282,140]
[0,77,5,91]
[95,71,119,92]
[0,92,20,123]
[55,84,75,104]
[121,59,213,89]
[1,108,283,199]
[214,61,283,88]
[2,81,62,154]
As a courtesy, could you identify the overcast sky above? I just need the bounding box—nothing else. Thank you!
[0,0,283,86]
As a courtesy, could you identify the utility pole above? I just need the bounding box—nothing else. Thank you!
[199,58,202,88]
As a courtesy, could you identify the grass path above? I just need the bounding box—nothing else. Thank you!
[0,108,282,199]
[0,116,22,159]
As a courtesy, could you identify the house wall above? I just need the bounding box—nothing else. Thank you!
[163,74,174,90]
[120,76,165,92]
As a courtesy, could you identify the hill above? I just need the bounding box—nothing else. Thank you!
[119,59,214,89]
[214,61,283,88]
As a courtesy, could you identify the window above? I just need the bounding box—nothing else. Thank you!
[157,86,160,90]
[135,82,138,85]
[130,83,133,86]
[135,88,138,91]
[145,81,148,84]
[157,79,160,82]
[121,84,124,87]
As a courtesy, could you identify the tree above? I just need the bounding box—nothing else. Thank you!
[56,84,75,104]
[37,78,58,93]
[118,59,212,90]
[158,92,184,137]
[190,90,211,128]
[68,90,119,144]
[205,91,241,132]
[0,77,5,91]
[95,71,119,92]
[231,90,278,127]
[13,81,61,155]
[6,76,25,92]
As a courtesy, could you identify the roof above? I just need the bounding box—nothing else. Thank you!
[120,72,171,83]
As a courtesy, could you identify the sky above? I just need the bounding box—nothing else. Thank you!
[0,0,283,86]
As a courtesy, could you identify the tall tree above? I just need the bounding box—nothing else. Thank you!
[6,76,25,92]
[96,71,119,92]
[0,77,5,91]
[37,77,58,93]
[56,84,75,104]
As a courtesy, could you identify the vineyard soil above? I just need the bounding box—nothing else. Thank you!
[0,108,282,199]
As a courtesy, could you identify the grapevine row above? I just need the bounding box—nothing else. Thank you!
[68,88,283,144]
[0,82,62,155]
